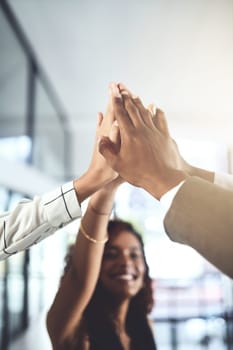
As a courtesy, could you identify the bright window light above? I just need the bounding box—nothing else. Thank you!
[0,135,31,162]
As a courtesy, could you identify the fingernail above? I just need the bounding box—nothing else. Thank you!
[110,83,122,99]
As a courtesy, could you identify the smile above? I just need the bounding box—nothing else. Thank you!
[113,273,137,281]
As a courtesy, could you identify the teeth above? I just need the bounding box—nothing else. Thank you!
[115,274,133,281]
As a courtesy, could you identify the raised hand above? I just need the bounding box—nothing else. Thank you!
[86,100,119,186]
[99,83,188,199]
[74,98,120,203]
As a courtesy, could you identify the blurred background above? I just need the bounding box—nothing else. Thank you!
[0,0,232,349]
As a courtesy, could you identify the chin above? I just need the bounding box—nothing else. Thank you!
[108,285,142,299]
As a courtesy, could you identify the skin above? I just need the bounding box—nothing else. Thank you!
[99,82,215,200]
[47,176,136,350]
[47,168,150,350]
[47,99,122,349]
[73,100,118,204]
[99,230,146,348]
[99,83,187,199]
[100,230,146,300]
[48,82,217,349]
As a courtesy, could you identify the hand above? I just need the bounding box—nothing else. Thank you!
[87,100,119,185]
[99,83,188,199]
[73,98,121,204]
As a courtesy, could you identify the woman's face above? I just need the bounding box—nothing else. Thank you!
[99,230,146,299]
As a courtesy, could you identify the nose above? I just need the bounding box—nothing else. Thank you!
[119,252,133,267]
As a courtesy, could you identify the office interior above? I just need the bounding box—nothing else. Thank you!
[0,0,232,349]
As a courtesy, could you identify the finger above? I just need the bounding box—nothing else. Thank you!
[109,83,133,131]
[104,98,114,124]
[146,104,157,128]
[147,103,156,117]
[95,112,104,140]
[118,83,136,98]
[121,91,153,128]
[121,92,144,127]
[152,108,170,136]
[97,112,104,127]
[118,82,128,91]
[119,83,154,127]
[98,136,118,170]
[133,96,156,127]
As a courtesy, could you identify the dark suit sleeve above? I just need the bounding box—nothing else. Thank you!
[164,176,233,279]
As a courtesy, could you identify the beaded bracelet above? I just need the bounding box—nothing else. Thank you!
[79,222,109,244]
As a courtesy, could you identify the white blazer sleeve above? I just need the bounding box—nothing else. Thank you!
[0,182,82,260]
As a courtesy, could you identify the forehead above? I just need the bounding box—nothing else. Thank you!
[108,230,142,249]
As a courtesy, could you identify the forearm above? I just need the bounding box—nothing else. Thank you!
[0,182,81,260]
[0,167,117,261]
[72,185,117,284]
[164,176,233,278]
[47,185,117,345]
[184,164,214,183]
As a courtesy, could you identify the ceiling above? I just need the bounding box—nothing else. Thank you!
[4,0,233,174]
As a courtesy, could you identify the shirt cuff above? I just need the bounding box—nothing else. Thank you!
[160,181,185,212]
[41,181,82,227]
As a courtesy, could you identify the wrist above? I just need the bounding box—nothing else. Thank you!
[186,166,214,183]
[73,169,110,204]
[73,168,120,205]
[88,163,117,185]
[182,161,194,176]
[143,170,188,200]
[89,186,117,213]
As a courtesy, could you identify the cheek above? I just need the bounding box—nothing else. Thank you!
[138,264,147,284]
[138,261,146,275]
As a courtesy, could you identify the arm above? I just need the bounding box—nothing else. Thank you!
[100,83,233,279]
[0,182,81,259]
[46,178,122,349]
[164,176,233,279]
[0,104,117,260]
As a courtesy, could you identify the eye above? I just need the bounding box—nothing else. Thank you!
[130,251,143,260]
[103,249,118,260]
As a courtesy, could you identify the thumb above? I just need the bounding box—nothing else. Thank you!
[98,136,118,169]
[95,112,104,140]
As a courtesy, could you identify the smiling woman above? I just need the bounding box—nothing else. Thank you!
[46,179,157,350]
[100,222,148,299]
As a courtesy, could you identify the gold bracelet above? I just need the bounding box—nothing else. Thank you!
[79,222,108,244]
[89,203,111,216]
